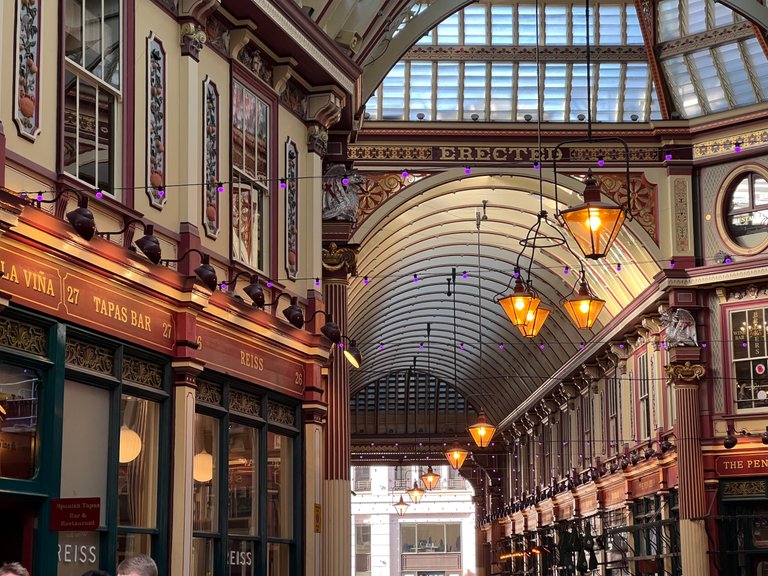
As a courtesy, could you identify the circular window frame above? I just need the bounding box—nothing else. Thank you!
[715,163,768,256]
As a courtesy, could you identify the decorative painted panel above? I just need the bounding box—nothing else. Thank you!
[673,178,691,252]
[230,389,262,417]
[14,0,41,140]
[205,14,230,54]
[196,379,222,406]
[353,171,430,232]
[268,400,296,427]
[147,33,167,209]
[594,172,659,245]
[203,77,219,238]
[65,339,115,375]
[0,317,47,356]
[122,355,163,389]
[285,138,299,279]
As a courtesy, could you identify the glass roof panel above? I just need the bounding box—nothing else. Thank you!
[464,5,488,45]
[365,0,768,122]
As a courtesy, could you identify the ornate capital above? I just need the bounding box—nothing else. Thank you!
[171,359,206,388]
[307,125,328,157]
[322,242,357,275]
[180,22,207,60]
[306,92,345,129]
[666,361,706,384]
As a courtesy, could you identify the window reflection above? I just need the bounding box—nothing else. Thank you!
[0,364,40,479]
[194,413,219,533]
[267,431,293,538]
[268,542,290,576]
[119,396,159,528]
[229,423,259,535]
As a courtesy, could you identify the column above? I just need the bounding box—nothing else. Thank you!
[170,359,205,576]
[321,243,356,576]
[666,350,708,575]
[304,362,327,576]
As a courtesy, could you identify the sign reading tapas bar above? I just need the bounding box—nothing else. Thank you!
[716,454,768,477]
[0,243,175,352]
[196,321,305,398]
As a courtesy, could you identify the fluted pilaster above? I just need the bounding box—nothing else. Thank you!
[666,352,709,575]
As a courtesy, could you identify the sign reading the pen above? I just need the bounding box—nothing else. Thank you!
[196,322,305,397]
[0,241,175,353]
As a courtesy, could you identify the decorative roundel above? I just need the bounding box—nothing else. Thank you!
[756,363,766,376]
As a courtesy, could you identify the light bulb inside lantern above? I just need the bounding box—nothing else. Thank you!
[587,213,602,230]
[579,300,590,313]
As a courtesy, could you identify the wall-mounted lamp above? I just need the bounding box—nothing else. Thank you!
[340,336,363,368]
[220,272,267,307]
[301,310,342,344]
[29,189,96,240]
[160,248,218,291]
[724,426,750,449]
[97,219,161,264]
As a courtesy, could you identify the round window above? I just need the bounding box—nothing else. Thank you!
[725,172,768,249]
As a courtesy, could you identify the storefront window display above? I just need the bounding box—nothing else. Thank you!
[0,363,41,479]
[193,378,300,576]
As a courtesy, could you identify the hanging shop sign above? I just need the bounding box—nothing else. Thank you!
[0,241,175,353]
[196,320,305,398]
[50,498,101,532]
[716,454,768,477]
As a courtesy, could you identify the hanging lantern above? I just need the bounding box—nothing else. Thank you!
[407,481,425,504]
[394,495,410,516]
[518,306,551,338]
[193,450,214,483]
[421,465,441,491]
[119,425,142,464]
[563,274,605,330]
[560,171,626,260]
[468,410,497,448]
[499,276,541,326]
[444,442,469,470]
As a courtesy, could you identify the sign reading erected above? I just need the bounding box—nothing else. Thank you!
[0,242,175,353]
[716,454,768,477]
[50,498,100,531]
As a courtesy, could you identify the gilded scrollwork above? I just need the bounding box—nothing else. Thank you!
[0,317,47,355]
[322,242,357,275]
[65,339,114,375]
[666,361,706,383]
[722,480,766,499]
[122,356,163,389]
[196,379,222,406]
[268,400,296,427]
[230,389,262,417]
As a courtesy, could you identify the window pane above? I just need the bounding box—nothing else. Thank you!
[0,364,40,479]
[689,49,728,112]
[717,44,756,107]
[435,63,459,120]
[381,63,405,120]
[518,6,538,45]
[117,533,152,567]
[599,6,622,44]
[624,63,649,121]
[436,13,459,44]
[545,6,568,45]
[268,542,291,576]
[462,63,487,120]
[119,396,159,528]
[686,0,707,34]
[229,423,259,536]
[626,5,644,44]
[658,0,681,41]
[572,5,595,45]
[491,6,514,44]
[570,63,590,121]
[103,0,120,88]
[409,62,433,120]
[517,63,539,120]
[663,56,702,117]
[543,63,567,121]
[65,0,83,64]
[490,63,514,120]
[193,413,220,533]
[596,63,621,122]
[61,381,109,526]
[192,538,215,576]
[229,540,256,576]
[84,0,103,77]
[78,79,97,184]
[755,176,768,206]
[464,6,487,45]
[743,38,768,100]
[267,431,293,538]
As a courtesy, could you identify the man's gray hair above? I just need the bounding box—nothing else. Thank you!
[0,563,30,576]
[116,554,158,576]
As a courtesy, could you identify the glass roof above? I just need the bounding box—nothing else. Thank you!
[364,0,768,122]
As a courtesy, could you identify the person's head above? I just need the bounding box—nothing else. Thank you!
[116,555,157,576]
[81,571,111,576]
[0,563,30,576]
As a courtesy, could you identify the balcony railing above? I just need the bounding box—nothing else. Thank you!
[354,479,371,492]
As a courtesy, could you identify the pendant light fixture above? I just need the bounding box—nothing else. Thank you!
[420,323,441,491]
[552,0,632,260]
[518,305,551,338]
[444,442,469,470]
[394,494,410,516]
[562,270,605,329]
[470,215,498,449]
[468,410,497,448]
[407,480,425,503]
[498,274,542,327]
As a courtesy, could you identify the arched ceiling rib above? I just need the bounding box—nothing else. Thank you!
[347,170,660,423]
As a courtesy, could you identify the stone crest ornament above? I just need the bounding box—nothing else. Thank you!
[322,164,364,222]
[660,307,698,347]
[180,21,207,60]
